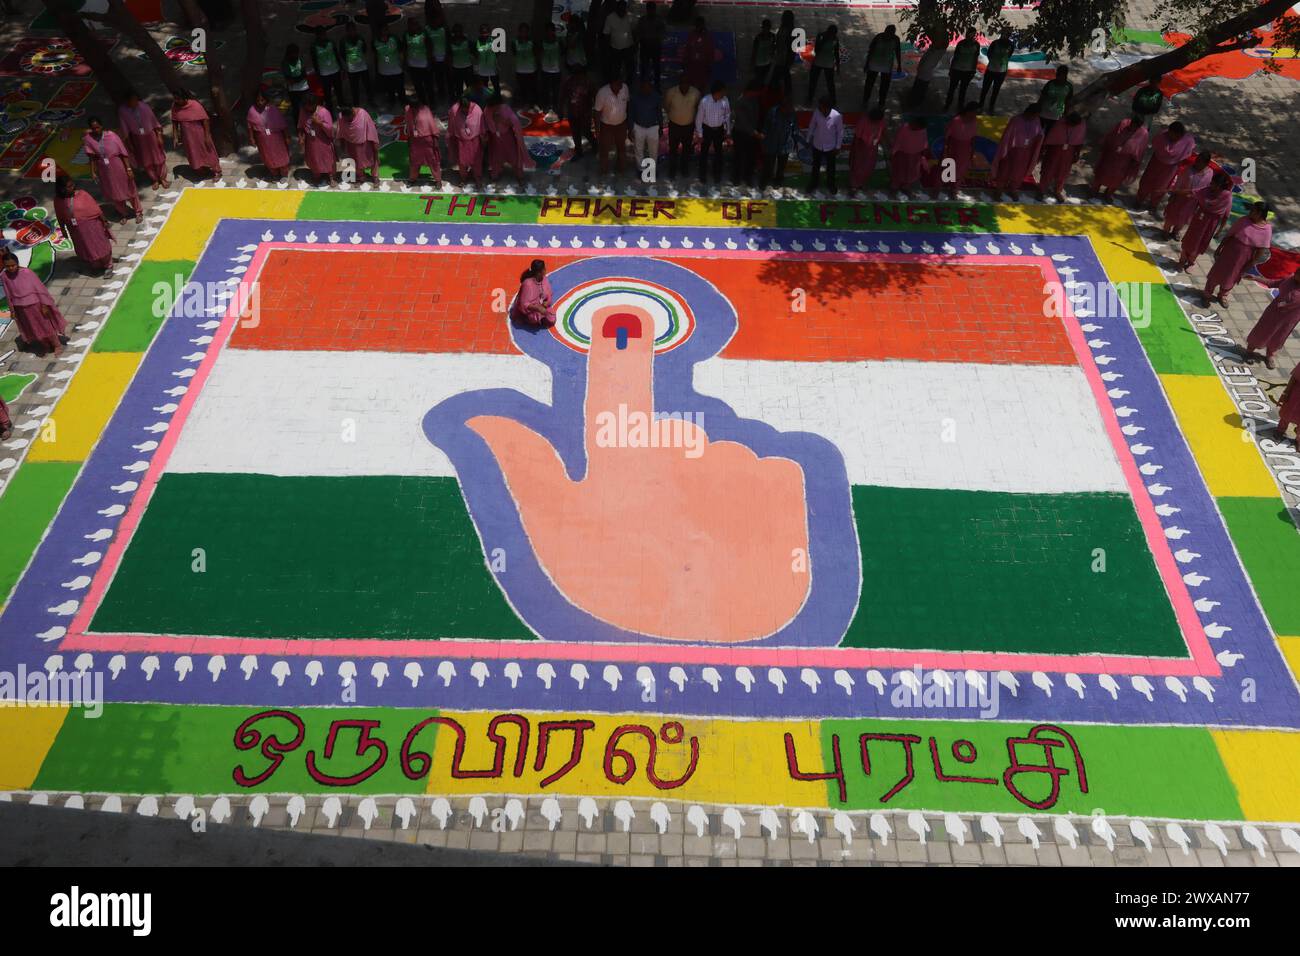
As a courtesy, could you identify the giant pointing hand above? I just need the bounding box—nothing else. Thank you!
[466,303,810,643]
[424,256,860,647]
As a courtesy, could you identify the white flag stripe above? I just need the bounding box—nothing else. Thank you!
[693,357,1127,494]
[166,350,553,478]
[168,349,1125,494]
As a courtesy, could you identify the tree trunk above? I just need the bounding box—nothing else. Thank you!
[96,0,187,95]
[239,0,267,109]
[1074,0,1295,115]
[177,0,238,152]
[40,0,132,101]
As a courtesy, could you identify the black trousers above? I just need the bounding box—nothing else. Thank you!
[978,70,1006,112]
[808,66,836,106]
[430,60,449,102]
[638,43,662,86]
[345,69,372,107]
[569,111,593,156]
[378,71,404,106]
[540,71,561,111]
[450,65,472,99]
[317,72,343,111]
[408,65,434,104]
[698,124,724,183]
[809,147,837,193]
[759,151,788,188]
[515,70,538,106]
[667,121,693,178]
[862,69,891,108]
[733,131,759,185]
[945,69,974,109]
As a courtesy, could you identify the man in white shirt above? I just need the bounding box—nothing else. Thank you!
[694,80,730,185]
[592,77,630,175]
[806,95,843,194]
[603,0,636,82]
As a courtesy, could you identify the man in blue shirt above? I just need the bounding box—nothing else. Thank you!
[629,77,663,176]
[759,95,799,189]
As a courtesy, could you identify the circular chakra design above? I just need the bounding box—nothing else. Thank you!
[549,277,695,355]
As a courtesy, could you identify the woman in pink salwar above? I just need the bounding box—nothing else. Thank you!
[1162,150,1213,239]
[848,107,886,192]
[337,106,380,183]
[1244,265,1300,369]
[990,103,1043,200]
[509,259,555,327]
[171,93,222,180]
[117,91,169,189]
[0,394,11,442]
[53,177,114,274]
[933,103,978,199]
[1037,111,1085,202]
[1277,362,1300,442]
[82,118,141,222]
[449,93,485,186]
[889,116,931,196]
[484,95,534,185]
[1090,114,1149,200]
[297,94,337,186]
[2,251,67,356]
[1135,121,1196,210]
[247,90,292,180]
[405,96,442,184]
[1176,174,1233,270]
[1203,202,1272,306]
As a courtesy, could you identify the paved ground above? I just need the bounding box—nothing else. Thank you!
[2,2,1299,866]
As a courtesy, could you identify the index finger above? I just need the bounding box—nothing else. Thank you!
[584,303,656,454]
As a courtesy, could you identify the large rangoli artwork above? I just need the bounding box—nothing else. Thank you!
[2,187,1300,848]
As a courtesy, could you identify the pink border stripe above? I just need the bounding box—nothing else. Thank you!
[65,243,1216,678]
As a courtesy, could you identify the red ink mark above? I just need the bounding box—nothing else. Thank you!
[534,720,597,788]
[928,736,998,786]
[1003,724,1089,810]
[860,733,922,802]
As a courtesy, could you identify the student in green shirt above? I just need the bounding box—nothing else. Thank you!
[426,11,450,104]
[281,43,309,120]
[1132,78,1164,128]
[540,22,562,112]
[474,23,501,95]
[565,15,590,71]
[944,27,980,111]
[372,23,405,108]
[310,26,343,112]
[448,23,473,100]
[1036,65,1073,132]
[979,31,1014,113]
[339,22,371,108]
[403,17,434,106]
[513,22,539,110]
[862,24,902,109]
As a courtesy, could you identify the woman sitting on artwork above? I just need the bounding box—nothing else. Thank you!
[509,259,556,328]
[1,250,67,357]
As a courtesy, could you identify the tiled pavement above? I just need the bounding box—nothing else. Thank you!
[4,790,1300,866]
[2,3,1300,865]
